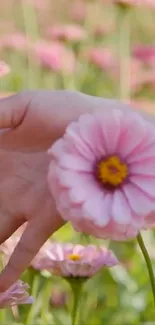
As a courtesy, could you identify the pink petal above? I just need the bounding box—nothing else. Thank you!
[130,175,155,199]
[82,193,110,226]
[96,109,121,154]
[59,154,92,171]
[58,191,71,209]
[48,139,66,158]
[130,158,155,176]
[57,168,93,188]
[117,114,146,158]
[123,182,154,214]
[69,205,84,219]
[69,179,101,203]
[127,143,155,163]
[112,190,131,224]
[65,122,95,161]
[78,113,106,159]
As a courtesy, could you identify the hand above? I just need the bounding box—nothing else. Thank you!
[0,90,153,292]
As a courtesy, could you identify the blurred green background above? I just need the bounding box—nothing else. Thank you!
[1,0,155,324]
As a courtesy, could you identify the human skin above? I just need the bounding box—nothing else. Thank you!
[0,89,153,292]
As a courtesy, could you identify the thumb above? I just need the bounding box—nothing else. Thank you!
[0,92,33,129]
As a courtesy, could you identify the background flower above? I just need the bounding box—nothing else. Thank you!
[31,243,118,277]
[0,280,34,308]
[0,61,10,77]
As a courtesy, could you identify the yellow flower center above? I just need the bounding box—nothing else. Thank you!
[68,254,81,261]
[97,155,128,187]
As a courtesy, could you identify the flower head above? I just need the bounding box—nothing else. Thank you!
[48,109,155,240]
[32,243,118,277]
[133,45,155,66]
[33,41,76,73]
[0,61,10,78]
[85,47,116,71]
[0,33,29,52]
[46,24,87,42]
[0,280,34,308]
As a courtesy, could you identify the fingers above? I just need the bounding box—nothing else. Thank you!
[0,212,64,292]
[0,214,24,245]
[0,92,33,129]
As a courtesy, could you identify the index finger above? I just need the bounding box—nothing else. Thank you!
[0,212,64,292]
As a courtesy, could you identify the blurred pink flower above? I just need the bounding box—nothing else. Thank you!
[127,59,147,92]
[85,47,116,71]
[133,45,155,66]
[70,1,86,22]
[0,61,10,77]
[50,287,67,308]
[33,41,76,73]
[114,0,155,8]
[0,32,29,52]
[48,109,155,241]
[93,24,113,38]
[32,243,118,277]
[0,280,34,308]
[130,99,155,115]
[26,0,48,9]
[46,24,87,42]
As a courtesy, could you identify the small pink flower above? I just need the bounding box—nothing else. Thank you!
[85,47,116,71]
[0,32,29,52]
[93,24,113,38]
[133,45,155,66]
[48,109,155,241]
[32,243,118,277]
[70,1,86,23]
[33,41,76,73]
[0,61,10,77]
[50,287,67,308]
[0,280,34,308]
[46,24,87,42]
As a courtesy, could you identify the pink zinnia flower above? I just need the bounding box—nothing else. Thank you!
[33,41,76,73]
[133,45,155,66]
[0,33,29,52]
[48,109,155,241]
[46,24,87,42]
[32,243,118,277]
[0,61,10,77]
[0,280,34,308]
[85,47,116,71]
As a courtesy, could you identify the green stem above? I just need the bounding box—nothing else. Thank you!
[71,288,81,325]
[40,279,52,324]
[68,279,85,325]
[137,232,155,307]
[117,5,131,101]
[25,273,40,325]
[21,0,41,89]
